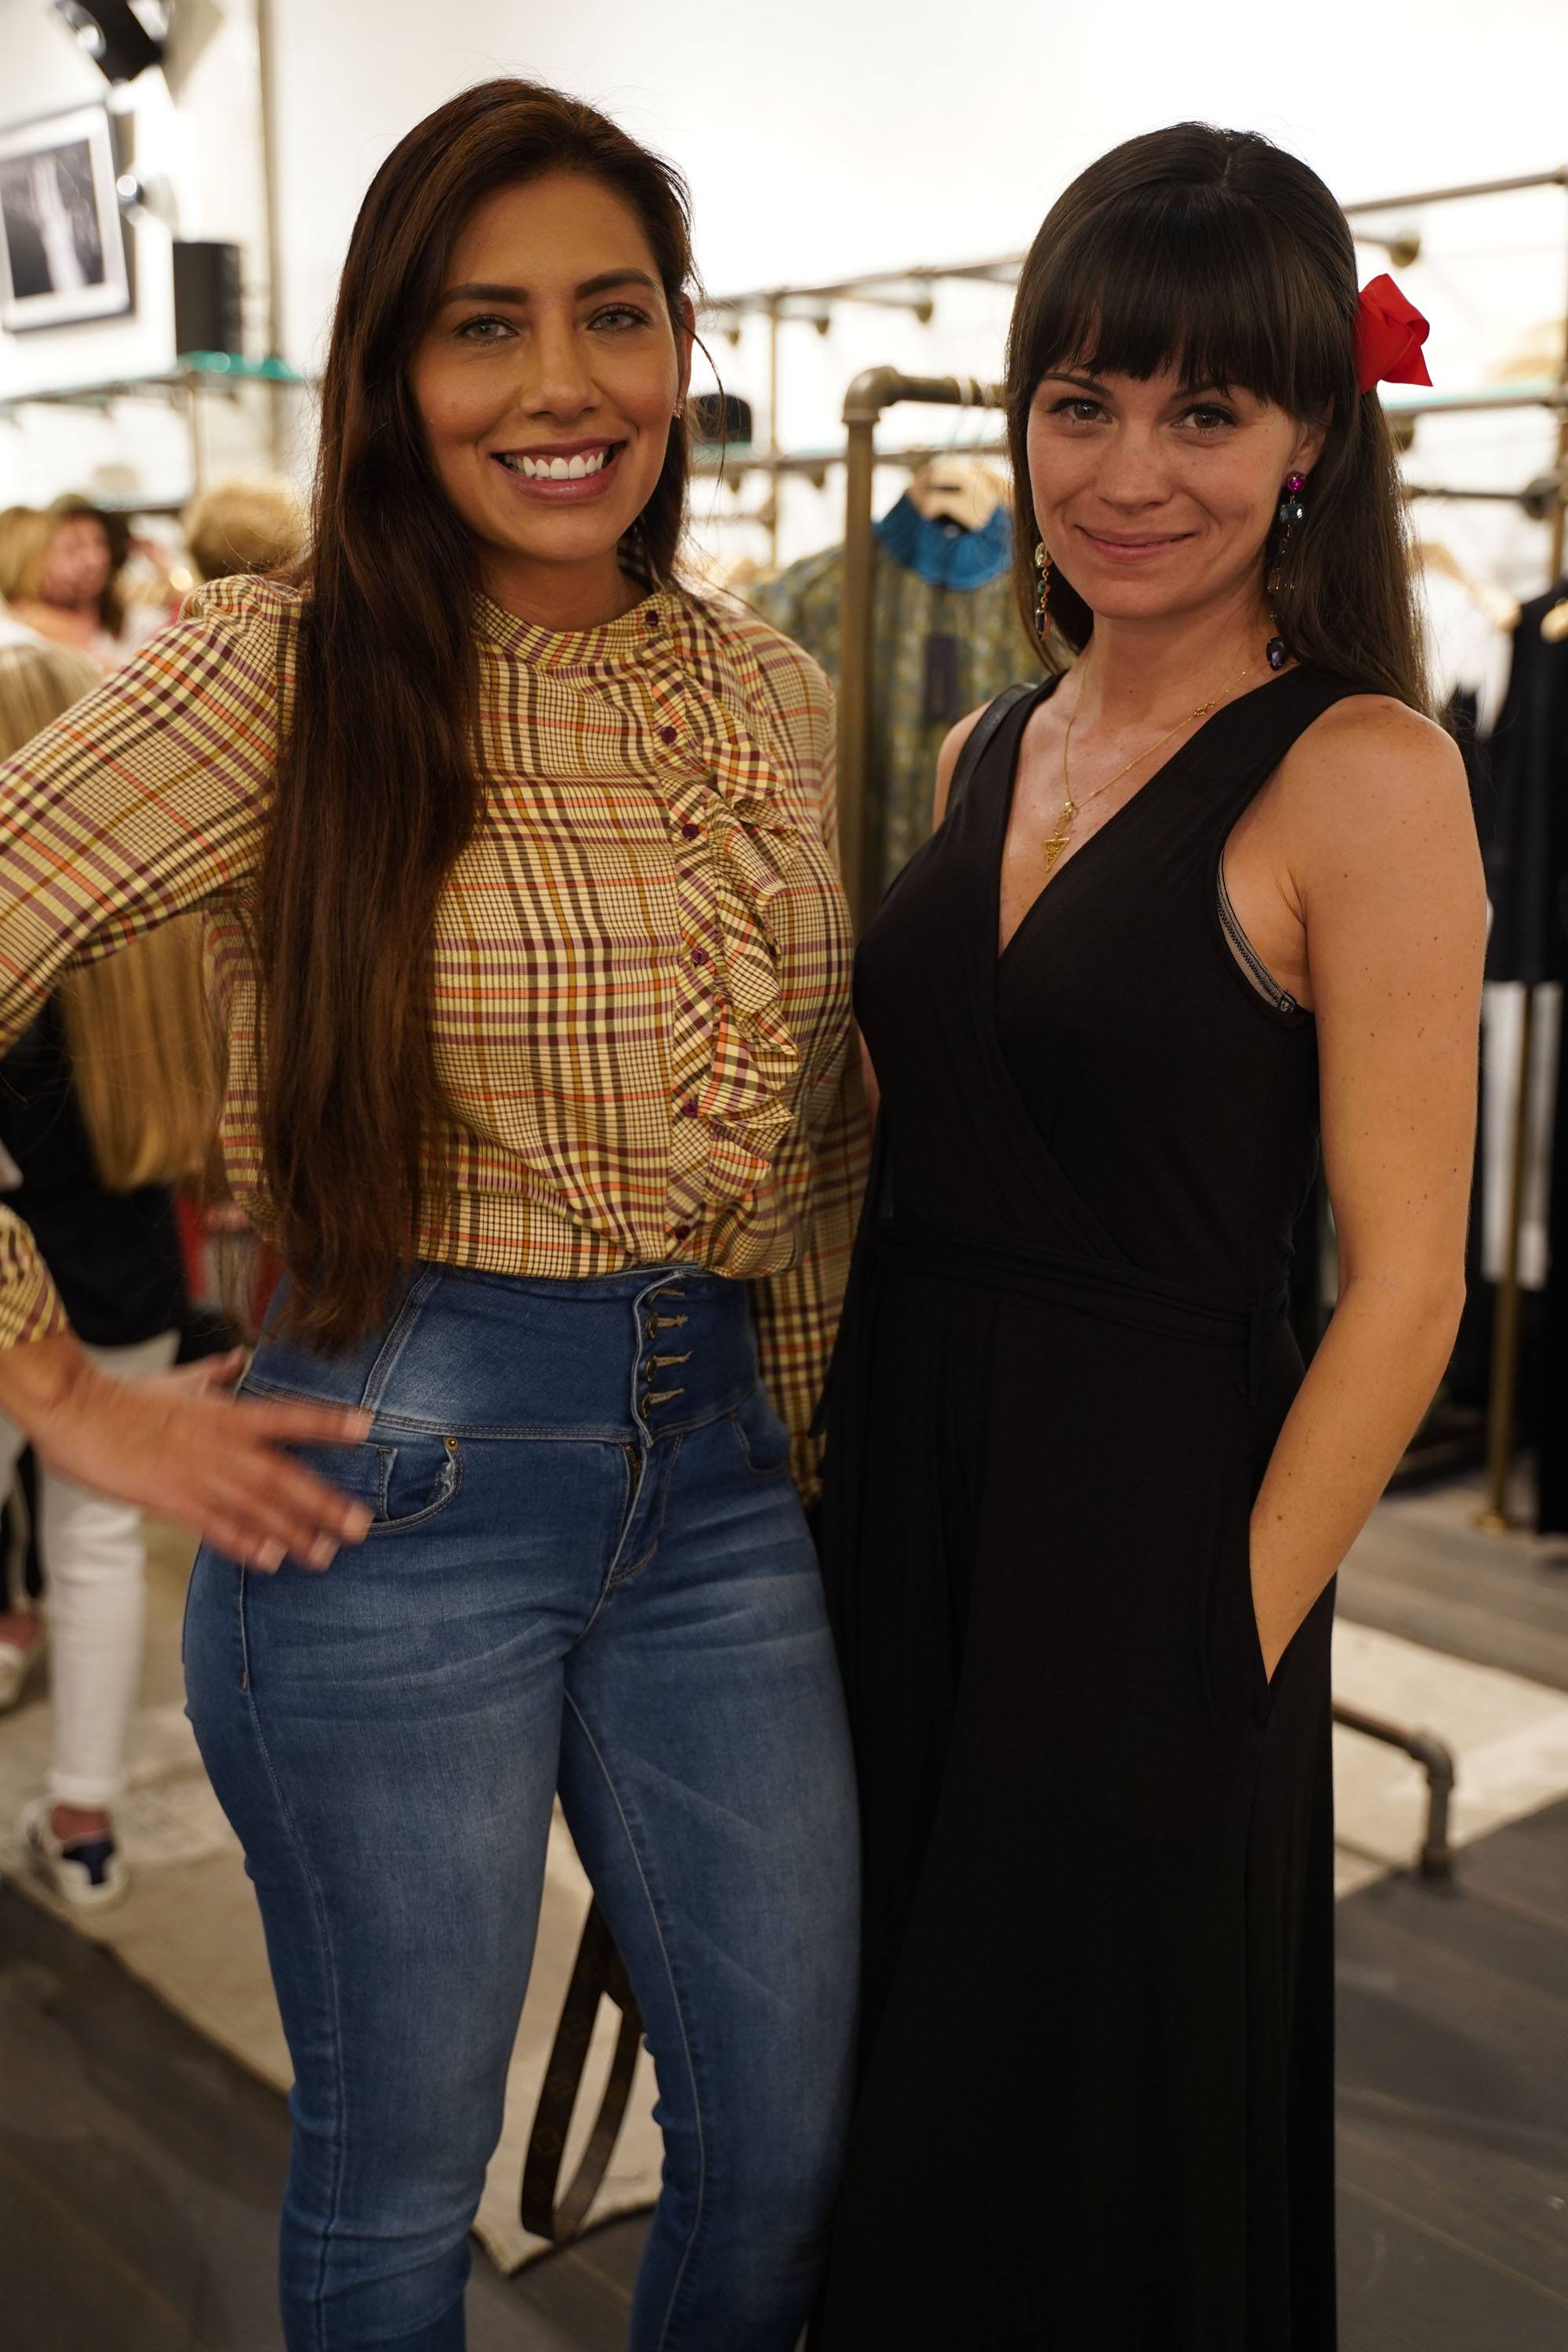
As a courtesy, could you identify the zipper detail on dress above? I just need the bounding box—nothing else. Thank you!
[1217,866,1298,1015]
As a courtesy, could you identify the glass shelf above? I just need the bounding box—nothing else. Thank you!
[0,354,309,414]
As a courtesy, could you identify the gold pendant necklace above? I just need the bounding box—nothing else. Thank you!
[1044,644,1258,878]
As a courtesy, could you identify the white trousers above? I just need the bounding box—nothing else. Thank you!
[0,1329,180,1808]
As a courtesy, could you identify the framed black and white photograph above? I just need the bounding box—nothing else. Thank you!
[0,105,131,333]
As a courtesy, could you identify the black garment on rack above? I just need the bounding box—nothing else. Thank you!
[0,999,187,1348]
[1483,585,1568,986]
[1497,588,1568,1527]
[815,668,1373,2351]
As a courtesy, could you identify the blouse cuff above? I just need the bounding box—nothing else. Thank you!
[0,1210,71,1351]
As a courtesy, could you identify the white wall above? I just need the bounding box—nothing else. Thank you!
[4,0,1567,574]
[262,0,1568,581]
[0,0,274,503]
[266,0,1568,351]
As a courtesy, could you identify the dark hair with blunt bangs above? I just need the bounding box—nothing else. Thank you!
[1006,122,1428,713]
[257,80,699,1349]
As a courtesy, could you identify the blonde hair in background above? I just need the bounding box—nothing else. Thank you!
[0,636,96,734]
[0,506,52,605]
[0,642,220,1192]
[183,477,306,583]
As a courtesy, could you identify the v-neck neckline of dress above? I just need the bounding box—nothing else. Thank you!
[993,666,1301,974]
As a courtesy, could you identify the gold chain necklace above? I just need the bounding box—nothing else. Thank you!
[1040,646,1258,879]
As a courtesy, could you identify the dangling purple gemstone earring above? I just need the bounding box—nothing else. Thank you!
[1265,474,1308,671]
[1034,542,1052,641]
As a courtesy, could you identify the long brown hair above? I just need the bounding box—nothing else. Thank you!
[1006,124,1427,711]
[258,79,698,1347]
[0,642,218,1189]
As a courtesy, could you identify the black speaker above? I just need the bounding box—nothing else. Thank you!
[689,392,753,447]
[50,1,164,84]
[173,241,243,358]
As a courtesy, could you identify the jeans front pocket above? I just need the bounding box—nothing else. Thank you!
[372,1435,464,1531]
[727,1382,793,1479]
[283,1434,463,1542]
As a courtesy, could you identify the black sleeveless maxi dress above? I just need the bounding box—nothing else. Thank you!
[815,668,1372,2351]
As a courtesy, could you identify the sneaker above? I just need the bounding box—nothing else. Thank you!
[20,1796,130,1911]
[0,1618,46,1714]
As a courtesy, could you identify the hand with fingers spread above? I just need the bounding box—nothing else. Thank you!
[0,1334,375,1573]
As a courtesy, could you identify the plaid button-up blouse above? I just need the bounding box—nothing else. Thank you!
[0,574,869,1494]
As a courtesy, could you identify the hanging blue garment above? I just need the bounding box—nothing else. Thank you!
[873,491,1012,590]
[753,490,1029,902]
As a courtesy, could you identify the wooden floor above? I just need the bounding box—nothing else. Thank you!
[1338,1473,1568,1694]
[1337,1795,1568,2351]
[4,1789,1566,2349]
[0,1879,648,2352]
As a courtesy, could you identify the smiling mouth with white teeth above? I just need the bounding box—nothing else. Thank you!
[495,444,620,481]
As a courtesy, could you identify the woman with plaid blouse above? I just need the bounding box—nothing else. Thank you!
[0,82,866,2352]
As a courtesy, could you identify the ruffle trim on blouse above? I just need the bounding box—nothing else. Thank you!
[472,584,820,1206]
[657,602,810,1202]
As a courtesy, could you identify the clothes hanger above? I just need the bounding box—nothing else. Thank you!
[907,456,1009,534]
[1415,539,1521,633]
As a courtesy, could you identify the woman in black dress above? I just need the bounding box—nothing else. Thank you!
[817,125,1484,2350]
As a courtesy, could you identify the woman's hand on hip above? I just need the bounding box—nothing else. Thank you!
[0,1334,374,1572]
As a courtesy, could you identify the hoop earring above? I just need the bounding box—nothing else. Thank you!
[1265,472,1308,671]
[1033,542,1052,641]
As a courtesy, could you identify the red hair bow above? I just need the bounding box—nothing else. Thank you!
[1355,274,1432,394]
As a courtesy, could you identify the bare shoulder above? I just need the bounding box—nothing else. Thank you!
[932,703,993,828]
[1277,691,1468,822]
[1272,691,1475,883]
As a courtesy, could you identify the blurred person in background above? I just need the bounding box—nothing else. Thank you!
[0,496,126,673]
[0,506,49,645]
[183,475,307,589]
[178,475,310,1319]
[0,637,219,1906]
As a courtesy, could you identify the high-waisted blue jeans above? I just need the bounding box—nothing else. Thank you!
[183,1262,860,2352]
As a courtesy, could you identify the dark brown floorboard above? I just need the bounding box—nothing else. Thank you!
[5,1795,1568,2349]
[1335,1795,1568,2351]
[1338,1501,1568,1693]
[0,1881,648,2351]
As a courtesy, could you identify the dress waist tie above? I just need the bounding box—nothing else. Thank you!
[869,1219,1290,1404]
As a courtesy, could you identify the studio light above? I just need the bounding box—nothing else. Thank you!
[49,1,165,85]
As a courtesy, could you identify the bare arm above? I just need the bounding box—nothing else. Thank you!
[1249,697,1486,1675]
[0,1335,375,1570]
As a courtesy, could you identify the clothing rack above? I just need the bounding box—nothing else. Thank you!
[836,371,1004,924]
[696,169,1566,569]
[698,261,1017,570]
[833,169,1568,1535]
[1342,169,1568,1534]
